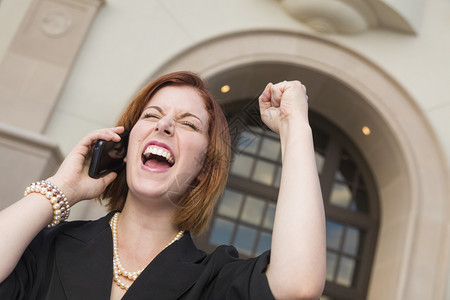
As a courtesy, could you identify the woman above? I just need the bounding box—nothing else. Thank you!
[0,71,326,299]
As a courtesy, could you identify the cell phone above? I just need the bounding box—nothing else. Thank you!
[88,131,129,179]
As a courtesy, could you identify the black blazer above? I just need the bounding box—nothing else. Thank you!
[1,212,274,299]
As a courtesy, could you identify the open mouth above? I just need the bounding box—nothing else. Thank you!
[142,145,175,168]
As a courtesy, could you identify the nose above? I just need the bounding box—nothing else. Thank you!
[155,116,174,136]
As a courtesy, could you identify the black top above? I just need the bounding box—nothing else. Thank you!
[0,212,274,299]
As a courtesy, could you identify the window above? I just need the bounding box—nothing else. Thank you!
[195,106,379,300]
[207,126,280,257]
[313,114,379,299]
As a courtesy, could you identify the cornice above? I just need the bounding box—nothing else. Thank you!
[278,0,424,35]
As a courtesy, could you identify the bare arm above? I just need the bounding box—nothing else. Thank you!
[0,127,124,282]
[260,82,326,299]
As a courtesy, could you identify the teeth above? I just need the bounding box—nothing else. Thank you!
[143,146,174,164]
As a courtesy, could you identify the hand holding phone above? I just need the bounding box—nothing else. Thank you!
[88,132,129,179]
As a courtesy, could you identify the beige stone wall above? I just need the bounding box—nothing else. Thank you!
[0,0,105,132]
[0,0,105,219]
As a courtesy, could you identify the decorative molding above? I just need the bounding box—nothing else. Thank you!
[280,0,375,34]
[41,8,73,38]
[0,0,105,133]
[278,0,424,35]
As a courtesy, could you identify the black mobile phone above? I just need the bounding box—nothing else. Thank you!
[88,131,129,179]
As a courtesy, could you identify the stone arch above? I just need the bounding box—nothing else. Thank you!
[149,30,449,300]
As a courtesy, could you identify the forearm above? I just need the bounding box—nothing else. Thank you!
[0,127,122,283]
[267,119,326,299]
[0,193,53,282]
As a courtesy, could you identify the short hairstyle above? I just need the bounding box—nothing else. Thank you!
[100,71,231,235]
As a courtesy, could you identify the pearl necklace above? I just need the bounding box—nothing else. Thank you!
[109,212,184,290]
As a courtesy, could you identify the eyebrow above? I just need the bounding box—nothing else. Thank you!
[144,106,204,125]
[179,112,204,125]
[144,106,163,114]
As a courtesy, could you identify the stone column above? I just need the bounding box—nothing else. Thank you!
[0,0,105,132]
[0,0,104,210]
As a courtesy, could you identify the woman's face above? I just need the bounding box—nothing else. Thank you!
[125,85,210,205]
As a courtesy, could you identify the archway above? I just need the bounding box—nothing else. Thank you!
[150,30,449,299]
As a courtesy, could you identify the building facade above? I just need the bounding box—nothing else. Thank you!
[0,0,449,299]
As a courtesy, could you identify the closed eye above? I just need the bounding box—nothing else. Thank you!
[180,121,199,131]
[143,113,161,120]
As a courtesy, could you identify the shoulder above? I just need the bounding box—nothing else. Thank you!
[0,212,115,299]
[192,245,274,299]
[202,245,271,276]
[30,211,114,251]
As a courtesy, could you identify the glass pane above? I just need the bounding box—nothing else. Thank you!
[350,201,357,211]
[330,182,352,208]
[263,203,276,230]
[326,220,344,250]
[241,196,265,226]
[259,137,280,160]
[343,226,360,255]
[335,170,346,181]
[315,152,325,174]
[336,256,356,287]
[252,160,275,185]
[251,126,264,135]
[237,130,260,154]
[326,252,338,281]
[218,189,244,219]
[230,154,254,178]
[273,166,282,188]
[234,225,257,256]
[209,218,235,246]
[255,232,272,255]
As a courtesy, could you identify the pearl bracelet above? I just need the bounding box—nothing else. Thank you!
[24,180,71,228]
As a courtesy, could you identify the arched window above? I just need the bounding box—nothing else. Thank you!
[195,102,380,300]
[311,113,380,299]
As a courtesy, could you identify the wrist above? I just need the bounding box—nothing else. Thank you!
[46,176,79,206]
[279,116,311,138]
[24,180,71,227]
[279,117,312,158]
